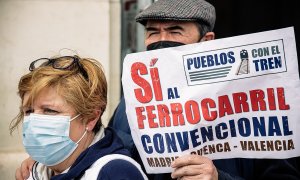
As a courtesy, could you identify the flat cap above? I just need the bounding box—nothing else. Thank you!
[135,0,216,31]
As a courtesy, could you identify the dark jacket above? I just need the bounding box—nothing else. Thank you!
[49,128,145,180]
[109,97,300,180]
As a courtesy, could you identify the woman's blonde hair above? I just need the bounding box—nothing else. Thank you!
[9,55,107,134]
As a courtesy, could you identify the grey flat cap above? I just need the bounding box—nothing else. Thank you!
[135,0,216,31]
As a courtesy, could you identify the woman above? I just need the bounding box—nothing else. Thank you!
[10,55,147,180]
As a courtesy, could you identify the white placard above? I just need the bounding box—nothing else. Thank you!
[122,27,300,174]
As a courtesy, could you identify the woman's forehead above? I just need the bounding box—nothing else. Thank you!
[22,87,68,108]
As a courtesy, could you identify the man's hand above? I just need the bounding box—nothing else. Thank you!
[15,157,35,180]
[171,154,218,180]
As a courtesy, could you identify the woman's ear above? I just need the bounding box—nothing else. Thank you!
[201,32,215,41]
[86,110,101,131]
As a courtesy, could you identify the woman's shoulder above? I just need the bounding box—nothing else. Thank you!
[100,159,146,178]
[96,154,147,180]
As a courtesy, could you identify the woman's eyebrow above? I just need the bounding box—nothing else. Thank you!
[40,104,60,110]
[22,106,30,111]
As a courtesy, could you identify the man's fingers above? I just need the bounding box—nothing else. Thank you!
[171,154,212,168]
[171,155,218,180]
[172,164,203,178]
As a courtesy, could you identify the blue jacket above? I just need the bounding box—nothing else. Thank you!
[50,128,145,180]
[109,97,300,180]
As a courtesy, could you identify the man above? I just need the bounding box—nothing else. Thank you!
[16,0,300,179]
[110,0,300,179]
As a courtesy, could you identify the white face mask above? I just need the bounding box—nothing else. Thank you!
[22,113,86,166]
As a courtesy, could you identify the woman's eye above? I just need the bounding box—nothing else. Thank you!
[44,108,59,114]
[24,109,33,115]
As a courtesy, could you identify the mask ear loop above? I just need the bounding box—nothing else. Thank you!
[70,114,81,121]
[69,114,87,144]
[76,129,87,144]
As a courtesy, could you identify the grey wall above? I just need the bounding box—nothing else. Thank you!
[0,0,121,179]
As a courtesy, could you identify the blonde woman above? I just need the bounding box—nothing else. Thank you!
[10,55,147,180]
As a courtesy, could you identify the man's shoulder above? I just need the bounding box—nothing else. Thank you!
[108,97,136,153]
[109,96,128,130]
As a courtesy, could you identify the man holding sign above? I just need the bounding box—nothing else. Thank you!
[16,0,299,180]
[114,0,299,179]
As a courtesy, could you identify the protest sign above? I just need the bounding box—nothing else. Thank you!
[122,27,300,173]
